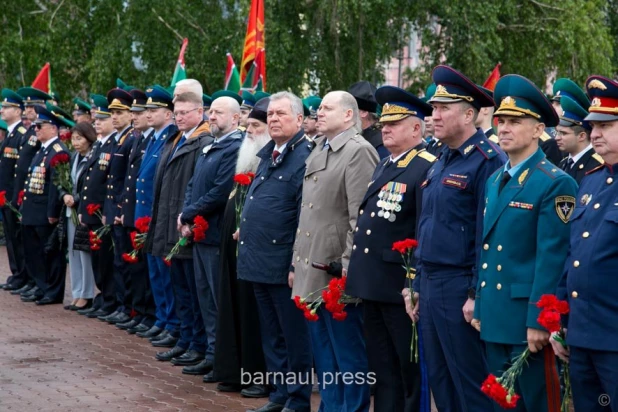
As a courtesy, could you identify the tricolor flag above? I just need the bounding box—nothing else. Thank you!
[240,0,265,83]
[170,38,189,87]
[483,63,502,91]
[224,53,241,93]
[32,62,53,94]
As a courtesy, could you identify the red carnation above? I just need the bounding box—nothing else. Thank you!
[86,203,101,216]
[122,253,139,264]
[50,152,70,168]
[0,191,6,207]
[163,257,172,267]
[17,190,25,206]
[60,131,72,143]
[303,310,319,322]
[392,239,419,254]
[135,216,151,233]
[233,173,253,186]
[192,216,209,243]
[481,374,520,409]
[536,294,559,310]
[90,243,101,251]
[538,309,562,333]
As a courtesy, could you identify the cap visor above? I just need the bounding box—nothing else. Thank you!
[130,107,146,112]
[379,114,411,123]
[428,96,463,104]
[584,112,618,122]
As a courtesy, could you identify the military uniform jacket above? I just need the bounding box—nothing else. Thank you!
[121,129,153,228]
[237,130,314,285]
[20,138,69,226]
[558,147,603,185]
[134,124,177,223]
[346,144,436,304]
[425,137,444,156]
[484,128,500,145]
[415,129,506,291]
[78,133,118,226]
[11,125,41,205]
[540,132,564,166]
[362,124,389,159]
[473,148,578,345]
[104,126,134,222]
[291,128,379,301]
[557,163,618,351]
[0,121,28,199]
[181,129,242,246]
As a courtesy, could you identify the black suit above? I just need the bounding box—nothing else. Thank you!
[346,144,436,412]
[558,147,603,185]
[540,133,563,166]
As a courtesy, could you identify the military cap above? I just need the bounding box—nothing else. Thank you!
[49,91,60,105]
[212,90,243,105]
[254,91,271,102]
[145,85,174,110]
[202,94,212,109]
[17,87,52,106]
[552,78,590,109]
[1,89,24,110]
[129,89,148,112]
[46,102,76,128]
[493,74,559,127]
[241,91,257,109]
[559,95,590,130]
[248,97,270,124]
[107,88,133,111]
[375,86,432,123]
[116,78,135,92]
[584,76,618,122]
[422,83,437,103]
[429,65,494,110]
[303,96,322,119]
[348,81,378,113]
[90,94,111,118]
[34,103,73,128]
[72,98,92,115]
[0,120,7,132]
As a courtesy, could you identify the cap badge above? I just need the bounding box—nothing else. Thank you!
[591,98,601,108]
[588,79,607,90]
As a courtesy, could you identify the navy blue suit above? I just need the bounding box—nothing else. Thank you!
[237,130,314,412]
[557,163,618,411]
[416,129,506,412]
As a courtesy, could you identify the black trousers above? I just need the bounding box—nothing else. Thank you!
[1,208,29,287]
[123,226,156,322]
[111,224,129,313]
[22,224,66,301]
[363,300,421,412]
[90,225,117,313]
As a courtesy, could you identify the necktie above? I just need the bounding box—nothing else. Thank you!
[499,172,511,194]
[565,158,574,171]
[272,150,281,162]
[173,135,186,156]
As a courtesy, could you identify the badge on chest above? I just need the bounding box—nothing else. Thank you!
[98,152,111,170]
[28,162,46,194]
[377,181,407,222]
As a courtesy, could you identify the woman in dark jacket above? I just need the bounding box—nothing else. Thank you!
[60,122,97,310]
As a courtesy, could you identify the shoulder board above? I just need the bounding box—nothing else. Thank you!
[585,164,604,175]
[18,126,27,134]
[488,135,499,145]
[53,143,63,152]
[305,135,314,143]
[592,153,604,164]
[474,139,499,160]
[539,132,550,142]
[237,126,247,132]
[417,150,437,163]
[537,159,564,180]
[397,149,418,168]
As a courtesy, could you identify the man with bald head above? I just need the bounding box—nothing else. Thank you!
[291,90,378,411]
[179,95,243,378]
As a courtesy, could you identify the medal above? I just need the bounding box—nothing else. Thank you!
[384,211,390,219]
[378,210,384,217]
[388,213,396,222]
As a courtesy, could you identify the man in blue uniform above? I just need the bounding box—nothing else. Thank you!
[237,92,314,412]
[346,86,436,412]
[135,86,179,340]
[413,65,506,411]
[473,75,578,411]
[20,103,70,304]
[553,75,618,411]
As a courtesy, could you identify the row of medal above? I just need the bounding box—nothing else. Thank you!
[28,163,46,194]
[376,181,407,222]
[3,147,19,159]
[98,152,111,170]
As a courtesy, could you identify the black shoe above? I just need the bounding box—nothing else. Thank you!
[182,359,214,375]
[241,385,270,398]
[77,306,98,315]
[116,318,140,330]
[21,294,42,303]
[21,286,40,297]
[246,401,284,412]
[35,297,62,305]
[149,330,171,343]
[106,312,130,325]
[127,323,150,335]
[136,325,163,338]
[217,382,242,392]
[71,299,93,311]
[151,335,178,348]
[202,370,217,383]
[155,346,186,362]
[87,309,111,319]
[97,310,119,322]
[171,350,205,366]
[4,283,21,291]
[11,284,33,295]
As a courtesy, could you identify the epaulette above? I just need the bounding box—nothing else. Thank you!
[397,149,418,168]
[488,135,499,145]
[585,164,604,175]
[537,159,565,180]
[237,126,247,132]
[474,139,499,160]
[417,150,437,163]
[539,132,550,142]
[18,126,27,134]
[304,135,314,143]
[53,143,63,152]
[592,153,604,164]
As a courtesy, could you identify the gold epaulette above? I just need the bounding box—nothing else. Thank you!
[418,150,437,163]
[489,135,499,144]
[18,126,27,134]
[397,149,418,168]
[539,132,550,142]
[592,153,604,164]
[53,143,63,152]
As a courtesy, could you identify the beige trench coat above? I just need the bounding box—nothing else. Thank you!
[292,127,379,301]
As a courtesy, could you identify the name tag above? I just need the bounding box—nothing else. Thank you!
[442,177,467,190]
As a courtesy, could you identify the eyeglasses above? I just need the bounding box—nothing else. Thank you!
[173,108,200,118]
[35,122,53,130]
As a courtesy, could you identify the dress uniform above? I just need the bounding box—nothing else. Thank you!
[77,95,118,317]
[416,65,506,412]
[349,81,389,159]
[72,98,92,123]
[556,96,603,184]
[20,104,70,304]
[556,75,618,411]
[474,75,578,412]
[346,86,436,412]
[0,89,29,290]
[423,84,444,156]
[478,85,500,146]
[302,95,322,141]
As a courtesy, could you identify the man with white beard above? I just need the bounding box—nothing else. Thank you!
[210,97,271,397]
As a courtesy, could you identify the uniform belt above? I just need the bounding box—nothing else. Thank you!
[421,263,473,279]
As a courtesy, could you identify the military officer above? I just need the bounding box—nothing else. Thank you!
[240,91,256,128]
[552,78,591,115]
[301,95,321,141]
[72,98,93,124]
[473,75,578,411]
[77,94,119,318]
[476,86,500,145]
[413,65,506,411]
[346,86,436,412]
[553,75,618,411]
[349,81,389,159]
[423,83,443,156]
[20,103,70,304]
[555,96,602,184]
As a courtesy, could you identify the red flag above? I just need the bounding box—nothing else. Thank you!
[240,0,265,82]
[483,63,501,91]
[32,62,52,94]
[254,48,266,91]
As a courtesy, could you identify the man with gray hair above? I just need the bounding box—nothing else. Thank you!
[290,90,378,411]
[173,79,203,101]
[237,92,314,412]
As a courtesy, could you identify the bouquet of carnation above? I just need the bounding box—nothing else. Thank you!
[60,130,74,152]
[122,216,151,264]
[294,276,350,321]
[0,190,22,220]
[86,203,111,251]
[393,238,420,362]
[51,152,78,225]
[233,172,255,230]
[163,215,208,266]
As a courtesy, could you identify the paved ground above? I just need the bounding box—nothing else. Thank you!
[0,248,324,412]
